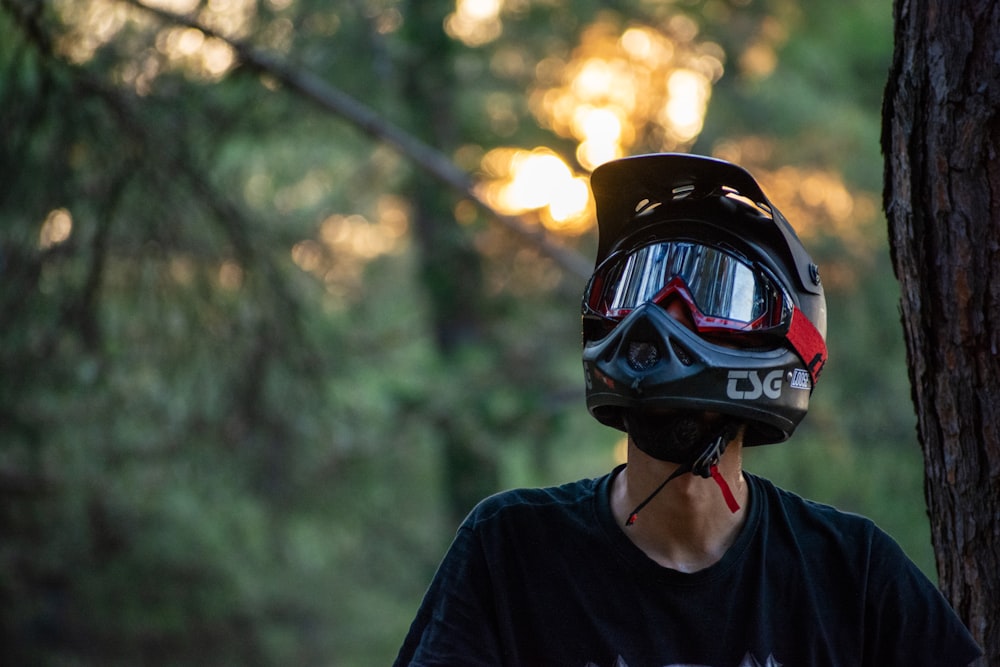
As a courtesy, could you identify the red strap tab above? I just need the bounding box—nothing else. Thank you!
[709,465,740,513]
[785,306,827,384]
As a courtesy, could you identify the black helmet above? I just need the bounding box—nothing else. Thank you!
[582,153,827,446]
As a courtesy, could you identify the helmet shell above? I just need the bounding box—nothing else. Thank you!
[583,153,827,445]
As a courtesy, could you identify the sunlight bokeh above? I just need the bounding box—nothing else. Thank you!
[292,196,411,300]
[478,148,592,235]
[528,17,724,170]
[445,0,503,47]
[661,68,711,144]
[39,208,74,250]
[54,0,255,87]
[478,15,724,236]
[713,138,881,288]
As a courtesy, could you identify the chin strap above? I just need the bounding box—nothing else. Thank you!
[691,426,741,513]
[625,423,741,527]
[625,462,690,527]
[708,465,741,513]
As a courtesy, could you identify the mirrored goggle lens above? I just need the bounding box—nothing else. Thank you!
[585,241,790,332]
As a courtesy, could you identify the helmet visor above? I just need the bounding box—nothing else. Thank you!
[584,240,792,336]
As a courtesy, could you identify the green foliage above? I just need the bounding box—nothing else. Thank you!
[0,0,926,665]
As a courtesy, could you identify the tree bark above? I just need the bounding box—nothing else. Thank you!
[882,0,1000,662]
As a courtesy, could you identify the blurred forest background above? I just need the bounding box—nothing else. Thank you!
[1,0,921,664]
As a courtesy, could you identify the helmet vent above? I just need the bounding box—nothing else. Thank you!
[626,340,660,371]
[670,340,693,366]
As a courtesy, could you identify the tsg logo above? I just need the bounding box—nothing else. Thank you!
[727,370,783,400]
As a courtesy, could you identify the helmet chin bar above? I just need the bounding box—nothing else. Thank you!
[624,419,742,527]
[583,299,814,446]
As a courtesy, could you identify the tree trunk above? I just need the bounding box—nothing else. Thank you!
[400,0,499,525]
[882,0,1000,662]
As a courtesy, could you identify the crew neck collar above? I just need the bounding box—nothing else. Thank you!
[594,464,762,584]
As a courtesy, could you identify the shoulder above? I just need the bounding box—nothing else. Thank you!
[748,473,892,557]
[462,472,611,531]
[747,477,981,664]
[467,473,609,522]
[751,473,878,530]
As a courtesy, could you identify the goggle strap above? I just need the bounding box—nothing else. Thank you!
[786,306,827,384]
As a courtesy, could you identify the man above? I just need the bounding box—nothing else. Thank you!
[393,153,981,666]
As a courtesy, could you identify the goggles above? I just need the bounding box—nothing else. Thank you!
[583,239,827,383]
[584,240,791,336]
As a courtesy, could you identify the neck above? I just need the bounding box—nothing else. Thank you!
[611,435,749,573]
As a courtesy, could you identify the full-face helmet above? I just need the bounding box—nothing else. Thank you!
[582,153,827,446]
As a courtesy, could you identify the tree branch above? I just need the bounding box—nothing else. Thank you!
[122,0,593,280]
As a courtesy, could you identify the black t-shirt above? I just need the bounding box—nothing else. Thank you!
[395,466,981,667]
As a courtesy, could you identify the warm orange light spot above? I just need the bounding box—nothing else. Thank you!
[55,0,252,84]
[445,0,503,47]
[293,196,411,299]
[529,17,724,165]
[546,177,591,229]
[218,260,244,290]
[39,208,73,249]
[292,240,324,273]
[662,68,711,143]
[478,148,592,235]
[740,42,778,78]
[711,138,880,289]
